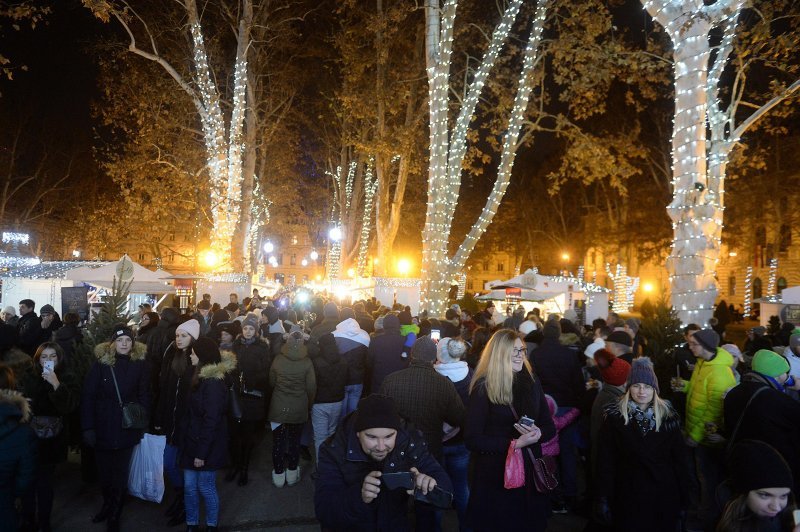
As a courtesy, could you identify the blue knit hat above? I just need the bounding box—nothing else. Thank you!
[626,357,659,393]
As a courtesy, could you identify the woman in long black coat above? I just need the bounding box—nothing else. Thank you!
[465,329,556,532]
[153,318,200,526]
[228,313,271,485]
[595,358,691,531]
[81,324,150,532]
[19,342,80,532]
[179,337,235,532]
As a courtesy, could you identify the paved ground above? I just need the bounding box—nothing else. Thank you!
[49,432,588,531]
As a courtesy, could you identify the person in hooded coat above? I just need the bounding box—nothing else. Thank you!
[179,338,235,532]
[307,302,341,357]
[0,365,36,532]
[367,313,407,394]
[268,325,316,488]
[228,313,271,486]
[332,317,370,418]
[81,324,150,532]
[310,333,348,458]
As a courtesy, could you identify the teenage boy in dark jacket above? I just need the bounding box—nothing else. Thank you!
[314,394,452,532]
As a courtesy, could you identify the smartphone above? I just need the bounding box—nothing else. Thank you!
[793,509,800,526]
[382,471,414,490]
[43,360,55,374]
[519,415,535,427]
[430,329,441,342]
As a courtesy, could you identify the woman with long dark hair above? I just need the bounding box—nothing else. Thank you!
[19,342,80,532]
[180,337,235,532]
[135,311,160,346]
[81,324,150,532]
[153,318,200,526]
[465,329,556,531]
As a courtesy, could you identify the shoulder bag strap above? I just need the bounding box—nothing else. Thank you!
[726,385,769,455]
[109,365,124,408]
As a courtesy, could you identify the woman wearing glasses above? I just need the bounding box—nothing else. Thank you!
[465,329,556,531]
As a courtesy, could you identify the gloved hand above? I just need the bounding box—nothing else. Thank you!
[82,429,96,448]
[592,497,612,526]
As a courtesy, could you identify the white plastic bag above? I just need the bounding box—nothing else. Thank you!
[128,433,167,503]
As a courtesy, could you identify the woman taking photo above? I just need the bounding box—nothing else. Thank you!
[153,318,200,526]
[180,337,235,532]
[19,342,80,532]
[81,324,149,532]
[717,440,799,532]
[595,358,691,531]
[465,328,555,531]
[228,313,270,486]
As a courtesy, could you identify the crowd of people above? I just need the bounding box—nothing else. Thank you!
[1,292,799,532]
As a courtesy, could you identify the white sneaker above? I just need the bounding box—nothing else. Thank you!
[272,470,286,488]
[286,467,300,486]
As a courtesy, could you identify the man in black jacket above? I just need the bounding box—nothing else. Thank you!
[314,394,452,532]
[16,299,41,356]
[724,349,800,496]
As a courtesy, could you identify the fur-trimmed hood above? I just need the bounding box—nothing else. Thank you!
[94,341,148,366]
[0,388,32,424]
[199,350,237,380]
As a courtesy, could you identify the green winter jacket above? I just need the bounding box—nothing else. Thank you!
[268,339,316,424]
[683,347,736,445]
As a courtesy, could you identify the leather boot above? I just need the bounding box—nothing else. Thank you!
[105,489,123,532]
[165,487,183,517]
[91,488,113,523]
[166,492,185,527]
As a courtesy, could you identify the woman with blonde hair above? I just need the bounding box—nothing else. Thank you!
[464,329,555,531]
[595,357,691,531]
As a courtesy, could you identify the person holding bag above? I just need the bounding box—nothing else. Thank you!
[228,313,270,486]
[595,358,691,531]
[465,329,556,531]
[19,342,80,532]
[179,337,235,532]
[81,324,150,532]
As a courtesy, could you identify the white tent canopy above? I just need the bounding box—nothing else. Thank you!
[65,256,173,293]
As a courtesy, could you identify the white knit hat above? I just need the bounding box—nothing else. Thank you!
[519,320,537,336]
[176,319,200,340]
[437,337,468,363]
[584,337,606,359]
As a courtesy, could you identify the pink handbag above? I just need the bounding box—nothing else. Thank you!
[503,440,525,489]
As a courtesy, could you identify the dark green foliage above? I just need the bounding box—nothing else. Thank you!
[456,293,481,315]
[640,298,655,319]
[640,294,684,393]
[88,276,132,344]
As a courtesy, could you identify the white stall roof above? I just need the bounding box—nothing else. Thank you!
[5,261,110,279]
[65,258,173,293]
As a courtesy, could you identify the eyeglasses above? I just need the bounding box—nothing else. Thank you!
[141,317,150,322]
[512,347,526,356]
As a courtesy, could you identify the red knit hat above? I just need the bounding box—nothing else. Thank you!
[593,348,631,386]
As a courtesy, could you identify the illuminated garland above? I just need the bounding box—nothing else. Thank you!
[744,266,753,317]
[3,261,107,279]
[768,258,778,296]
[375,277,422,289]
[577,265,585,284]
[606,263,636,313]
[420,0,549,315]
[457,271,467,299]
[357,160,378,277]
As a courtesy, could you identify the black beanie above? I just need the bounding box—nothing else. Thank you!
[111,323,134,342]
[354,394,402,432]
[411,336,438,363]
[693,329,720,353]
[193,337,222,366]
[729,440,793,494]
[543,320,561,340]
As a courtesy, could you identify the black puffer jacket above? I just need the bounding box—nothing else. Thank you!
[312,333,347,404]
[153,342,194,444]
[233,336,271,420]
[147,307,180,400]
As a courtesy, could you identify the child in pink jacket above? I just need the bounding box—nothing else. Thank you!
[542,394,580,514]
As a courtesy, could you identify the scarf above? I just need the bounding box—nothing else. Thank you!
[511,370,537,420]
[627,402,656,436]
[241,335,257,346]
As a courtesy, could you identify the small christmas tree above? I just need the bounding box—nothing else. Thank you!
[88,275,132,343]
[640,293,684,392]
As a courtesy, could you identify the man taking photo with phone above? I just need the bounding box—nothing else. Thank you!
[314,394,453,531]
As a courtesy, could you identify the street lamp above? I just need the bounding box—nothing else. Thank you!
[263,240,274,253]
[301,258,308,267]
[397,258,411,276]
[328,227,343,242]
[310,250,319,261]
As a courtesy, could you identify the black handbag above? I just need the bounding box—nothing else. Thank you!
[110,365,149,430]
[229,383,243,421]
[30,415,63,439]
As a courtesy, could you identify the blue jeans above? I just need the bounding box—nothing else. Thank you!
[341,384,363,419]
[164,444,183,488]
[556,406,578,498]
[183,469,219,526]
[442,443,471,532]
[312,402,342,458]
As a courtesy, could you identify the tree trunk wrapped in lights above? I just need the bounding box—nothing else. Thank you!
[643,0,800,325]
[420,0,549,316]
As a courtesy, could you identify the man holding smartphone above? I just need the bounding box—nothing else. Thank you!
[314,394,453,531]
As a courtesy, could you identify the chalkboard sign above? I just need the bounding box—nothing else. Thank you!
[61,286,90,321]
[780,304,800,325]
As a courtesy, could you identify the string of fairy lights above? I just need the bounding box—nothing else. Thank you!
[642,0,744,325]
[744,265,753,317]
[768,258,778,296]
[421,0,549,314]
[356,161,378,277]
